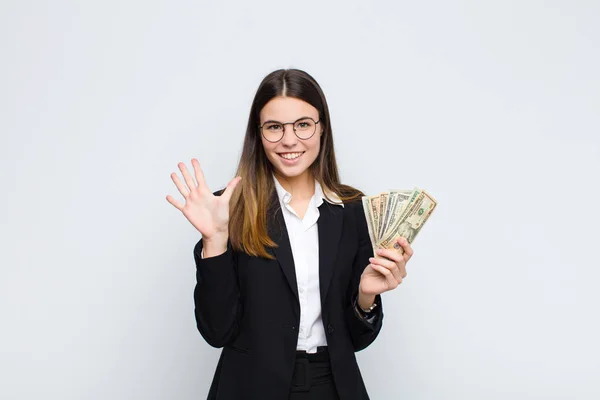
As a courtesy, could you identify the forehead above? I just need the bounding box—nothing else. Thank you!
[259,96,319,122]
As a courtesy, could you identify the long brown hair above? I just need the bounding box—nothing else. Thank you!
[228,69,363,259]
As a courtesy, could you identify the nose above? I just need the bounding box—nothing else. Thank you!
[280,124,298,146]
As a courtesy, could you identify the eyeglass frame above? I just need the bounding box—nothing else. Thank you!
[258,116,321,143]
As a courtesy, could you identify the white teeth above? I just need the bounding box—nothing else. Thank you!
[280,152,303,160]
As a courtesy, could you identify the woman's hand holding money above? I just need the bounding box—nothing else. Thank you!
[358,236,414,309]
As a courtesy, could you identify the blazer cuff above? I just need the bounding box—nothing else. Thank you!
[194,239,235,284]
[352,292,380,325]
[196,239,228,261]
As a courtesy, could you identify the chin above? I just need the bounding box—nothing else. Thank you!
[273,163,307,177]
[276,169,307,178]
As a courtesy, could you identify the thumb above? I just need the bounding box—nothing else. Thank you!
[222,176,242,202]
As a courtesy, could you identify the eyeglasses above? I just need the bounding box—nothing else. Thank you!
[258,117,321,143]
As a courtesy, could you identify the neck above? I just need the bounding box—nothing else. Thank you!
[274,170,315,200]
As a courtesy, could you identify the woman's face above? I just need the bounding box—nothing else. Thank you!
[259,96,322,180]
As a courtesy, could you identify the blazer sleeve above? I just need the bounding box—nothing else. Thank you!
[193,238,242,348]
[344,201,384,352]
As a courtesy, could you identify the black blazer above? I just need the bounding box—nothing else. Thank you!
[193,189,384,400]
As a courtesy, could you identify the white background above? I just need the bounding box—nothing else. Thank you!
[1,1,599,399]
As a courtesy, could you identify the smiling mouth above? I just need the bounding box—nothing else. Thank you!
[278,151,305,160]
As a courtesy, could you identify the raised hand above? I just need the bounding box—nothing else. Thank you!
[166,158,241,242]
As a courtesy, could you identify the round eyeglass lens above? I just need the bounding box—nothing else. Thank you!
[294,118,316,139]
[262,122,284,142]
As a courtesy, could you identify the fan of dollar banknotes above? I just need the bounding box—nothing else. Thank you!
[362,188,438,255]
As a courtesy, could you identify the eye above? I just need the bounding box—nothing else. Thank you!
[295,119,315,130]
[265,123,282,130]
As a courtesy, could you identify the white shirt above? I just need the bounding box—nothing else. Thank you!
[273,175,344,354]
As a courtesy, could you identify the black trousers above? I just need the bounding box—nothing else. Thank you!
[289,346,340,400]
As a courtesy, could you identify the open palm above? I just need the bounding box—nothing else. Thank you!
[166,158,241,240]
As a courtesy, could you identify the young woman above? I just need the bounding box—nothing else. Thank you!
[166,69,414,400]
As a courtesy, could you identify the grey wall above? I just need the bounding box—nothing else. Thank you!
[1,0,599,399]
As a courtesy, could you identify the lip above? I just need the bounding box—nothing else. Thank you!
[277,151,305,165]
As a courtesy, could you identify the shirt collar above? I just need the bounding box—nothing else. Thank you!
[272,175,344,208]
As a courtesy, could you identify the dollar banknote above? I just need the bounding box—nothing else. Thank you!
[379,189,413,239]
[361,196,378,254]
[362,188,437,256]
[361,192,386,242]
[377,192,389,240]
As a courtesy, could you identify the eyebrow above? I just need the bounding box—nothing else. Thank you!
[262,116,314,124]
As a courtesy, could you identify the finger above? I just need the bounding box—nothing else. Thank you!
[165,194,184,211]
[370,256,397,271]
[222,176,242,202]
[178,162,197,192]
[370,256,404,283]
[374,247,403,263]
[191,158,210,193]
[391,240,406,256]
[370,264,400,289]
[370,263,392,278]
[397,237,414,262]
[375,244,412,279]
[171,172,190,198]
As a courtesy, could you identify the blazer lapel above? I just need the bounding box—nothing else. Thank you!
[317,201,344,305]
[267,194,299,304]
